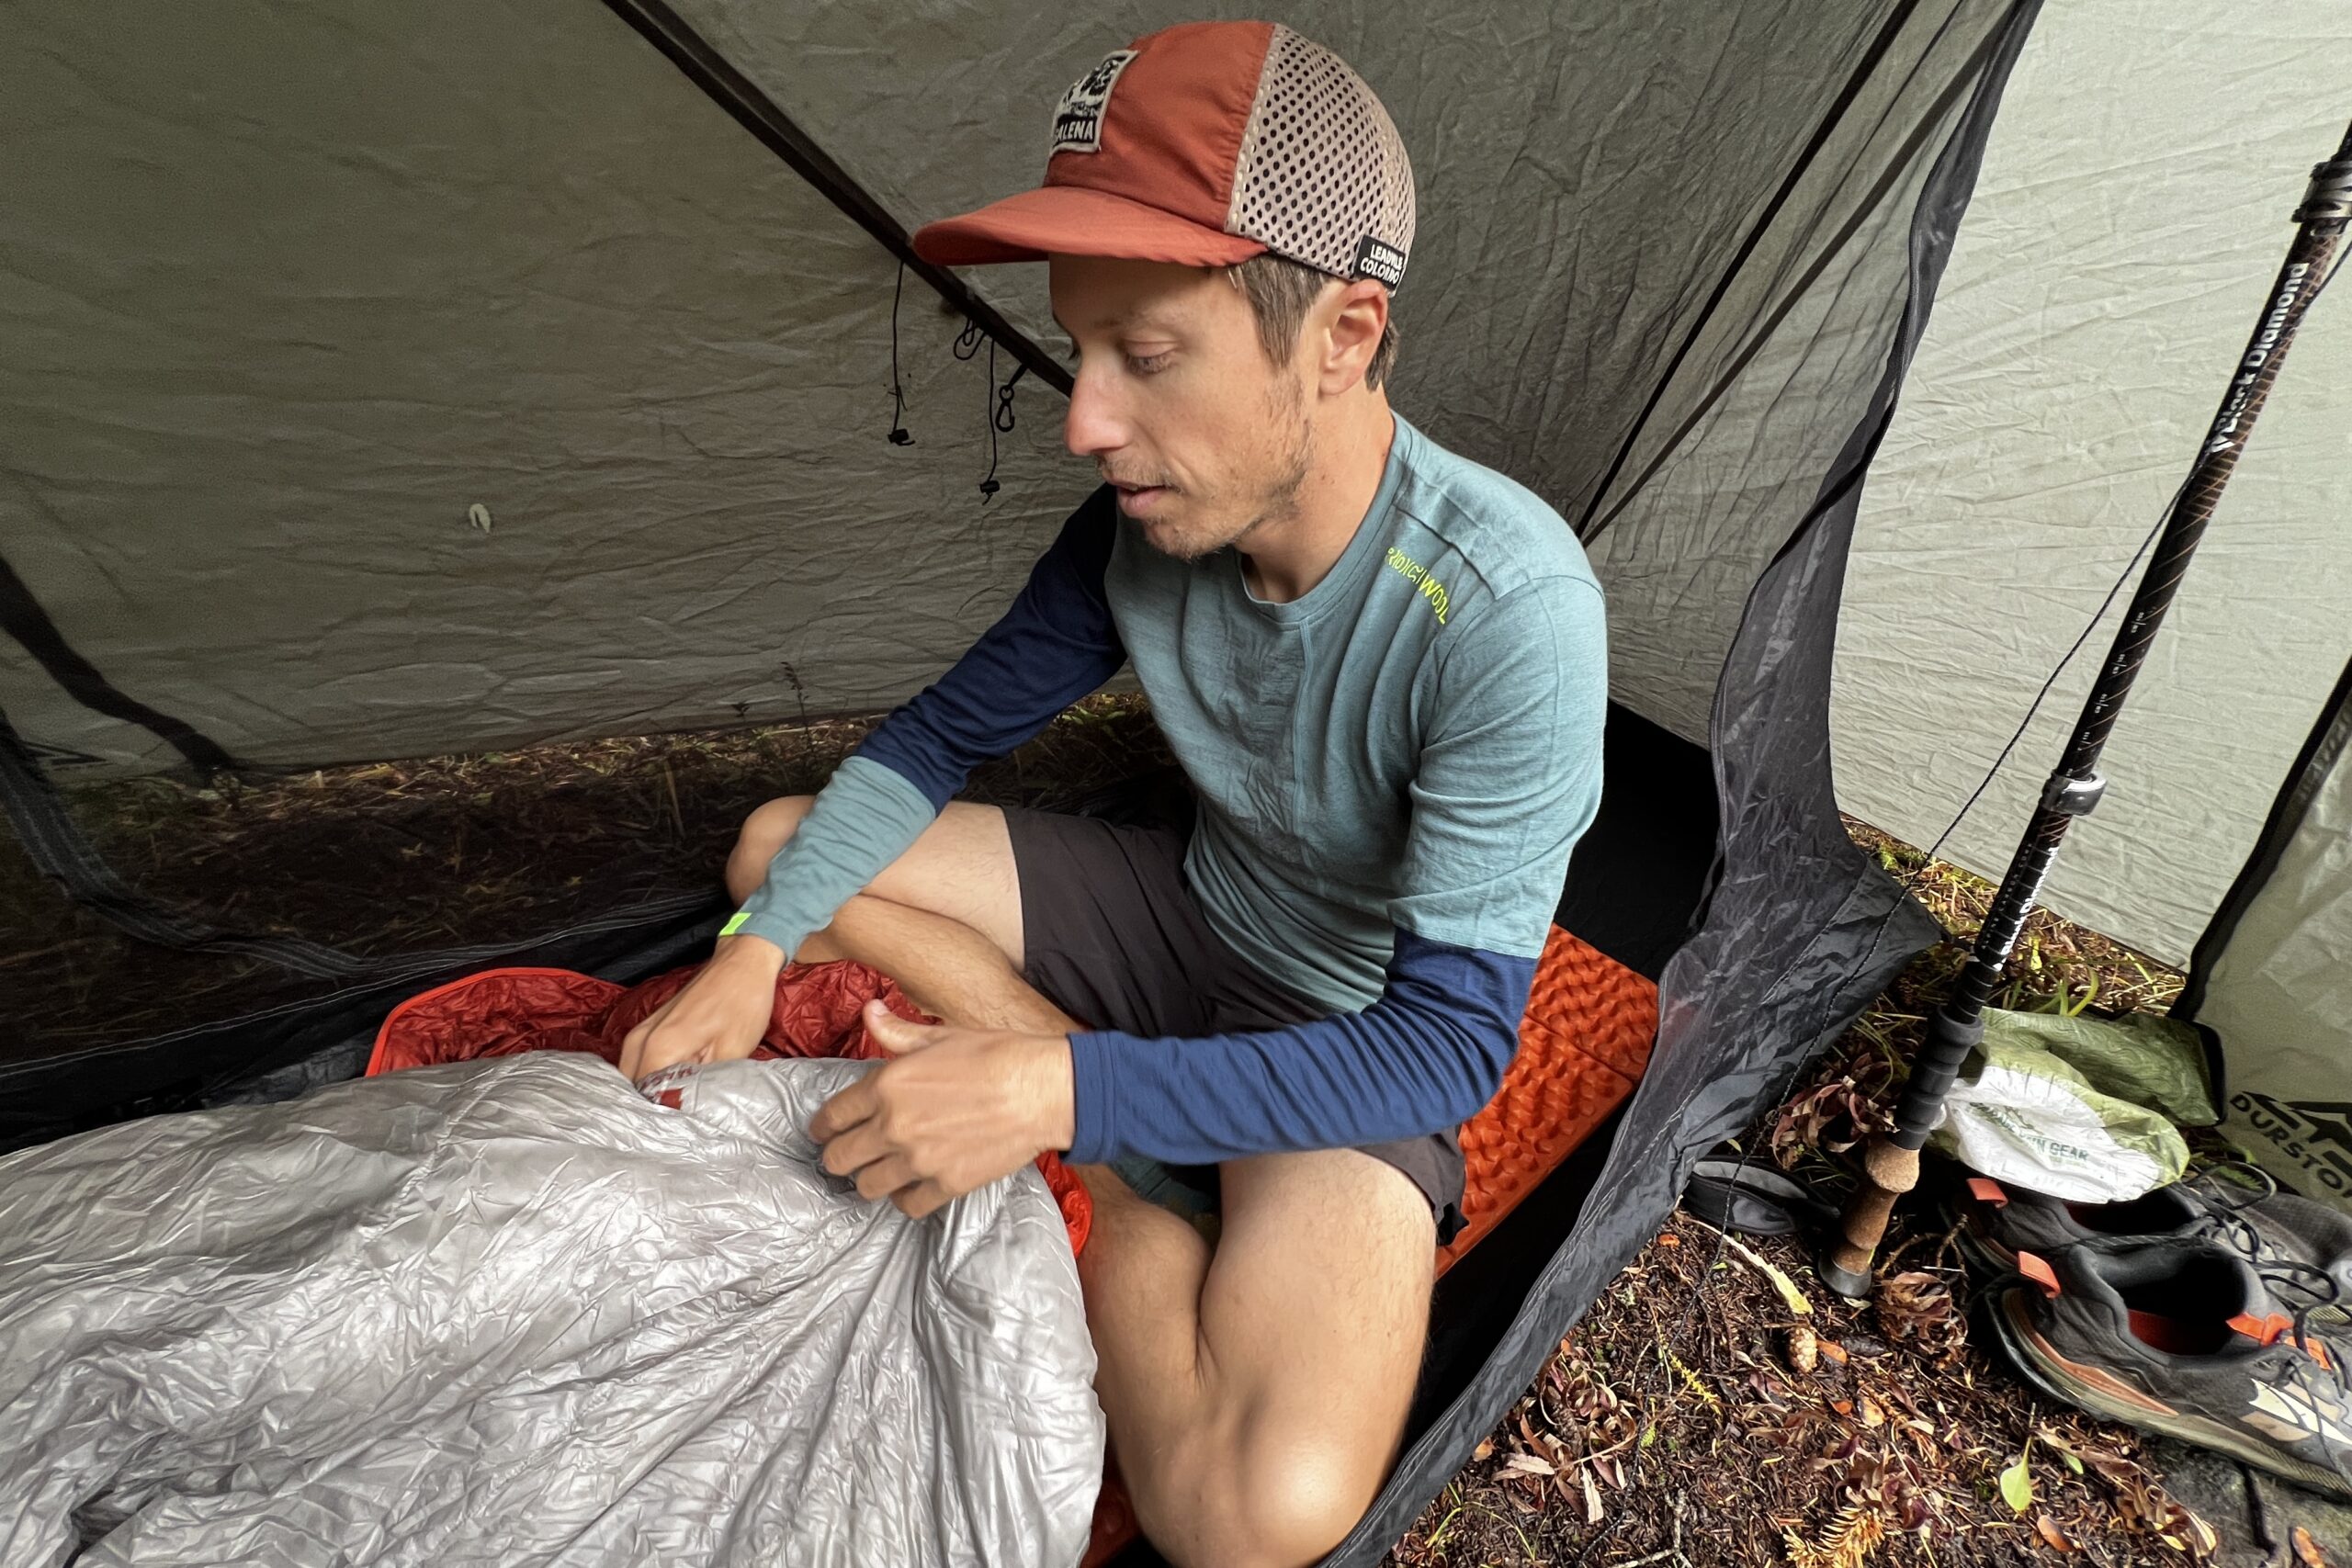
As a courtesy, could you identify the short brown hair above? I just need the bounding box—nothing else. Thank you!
[1227,252,1399,392]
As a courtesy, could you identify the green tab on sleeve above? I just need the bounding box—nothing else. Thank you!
[719,911,750,937]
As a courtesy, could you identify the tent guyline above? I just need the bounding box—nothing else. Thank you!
[1820,117,2352,1298]
[885,255,1036,504]
[595,0,1071,401]
[603,0,1067,497]
[948,306,1030,502]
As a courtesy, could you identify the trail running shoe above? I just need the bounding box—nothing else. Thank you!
[1987,1237,2352,1498]
[1951,1166,2352,1321]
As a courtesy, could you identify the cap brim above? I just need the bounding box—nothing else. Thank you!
[910,185,1266,269]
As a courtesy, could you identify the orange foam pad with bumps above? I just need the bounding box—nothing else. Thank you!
[1080,924,1657,1565]
[1437,924,1658,1273]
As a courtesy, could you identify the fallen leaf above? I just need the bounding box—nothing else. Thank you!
[1720,1230,1815,1316]
[2036,1515,2075,1551]
[1657,1233,1680,1247]
[1581,1465,1604,1525]
[1472,1438,1493,1461]
[2294,1526,2334,1568]
[1817,1339,1849,1365]
[1502,1452,1555,1477]
[1860,1396,1885,1428]
[1999,1444,2035,1514]
[1831,1399,1854,1416]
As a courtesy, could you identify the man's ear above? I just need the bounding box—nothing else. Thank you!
[1317,277,1390,395]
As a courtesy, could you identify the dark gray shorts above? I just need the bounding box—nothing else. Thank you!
[1002,805,1467,1245]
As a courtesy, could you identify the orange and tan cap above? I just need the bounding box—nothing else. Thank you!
[911,20,1416,291]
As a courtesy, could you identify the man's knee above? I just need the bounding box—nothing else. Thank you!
[1141,1432,1382,1568]
[726,795,815,903]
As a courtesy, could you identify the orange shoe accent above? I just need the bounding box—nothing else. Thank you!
[2230,1312,2337,1371]
[2230,1311,2297,1347]
[2007,1296,2179,1417]
[1966,1177,2008,1206]
[2016,1250,2062,1298]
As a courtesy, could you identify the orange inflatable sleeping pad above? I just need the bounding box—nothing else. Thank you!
[1080,924,1657,1564]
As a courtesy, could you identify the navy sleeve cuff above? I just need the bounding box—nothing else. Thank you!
[1059,929,1535,1167]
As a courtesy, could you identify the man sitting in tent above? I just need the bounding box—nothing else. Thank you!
[619,22,1607,1567]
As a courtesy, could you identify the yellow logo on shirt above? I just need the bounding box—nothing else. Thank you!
[1384,547,1451,625]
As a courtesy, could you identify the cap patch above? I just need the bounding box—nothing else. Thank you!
[1351,233,1407,288]
[1051,50,1137,156]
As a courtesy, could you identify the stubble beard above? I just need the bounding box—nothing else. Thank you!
[1147,369,1313,563]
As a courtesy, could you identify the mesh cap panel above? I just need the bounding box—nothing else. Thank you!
[1228,25,1417,288]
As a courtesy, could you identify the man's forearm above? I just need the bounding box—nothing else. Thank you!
[728,756,937,958]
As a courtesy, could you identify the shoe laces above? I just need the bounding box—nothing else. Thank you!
[2181,1161,2326,1295]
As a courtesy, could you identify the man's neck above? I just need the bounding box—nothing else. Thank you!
[1238,398,1396,604]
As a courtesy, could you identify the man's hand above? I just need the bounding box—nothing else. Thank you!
[618,933,787,1082]
[811,1000,1076,1219]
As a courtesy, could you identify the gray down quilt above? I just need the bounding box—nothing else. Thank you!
[0,1053,1103,1567]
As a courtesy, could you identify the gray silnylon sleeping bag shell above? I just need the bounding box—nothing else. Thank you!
[0,1054,1103,1567]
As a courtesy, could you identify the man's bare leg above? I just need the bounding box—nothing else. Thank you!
[729,797,1430,1567]
[726,795,1025,973]
[1077,1151,1432,1567]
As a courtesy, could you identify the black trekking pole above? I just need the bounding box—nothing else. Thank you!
[1820,119,2352,1300]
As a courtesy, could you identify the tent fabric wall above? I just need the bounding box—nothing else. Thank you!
[2185,655,2352,1215]
[9,0,2029,793]
[1830,0,2352,964]
[0,0,1087,774]
[0,2,2055,1564]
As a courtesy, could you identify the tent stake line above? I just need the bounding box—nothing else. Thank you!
[1820,118,2352,1301]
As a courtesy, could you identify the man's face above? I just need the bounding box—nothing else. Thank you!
[1048,254,1317,560]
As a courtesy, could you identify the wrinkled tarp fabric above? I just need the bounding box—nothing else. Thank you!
[1835,0,2352,964]
[0,1054,1104,1568]
[2198,666,2352,1215]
